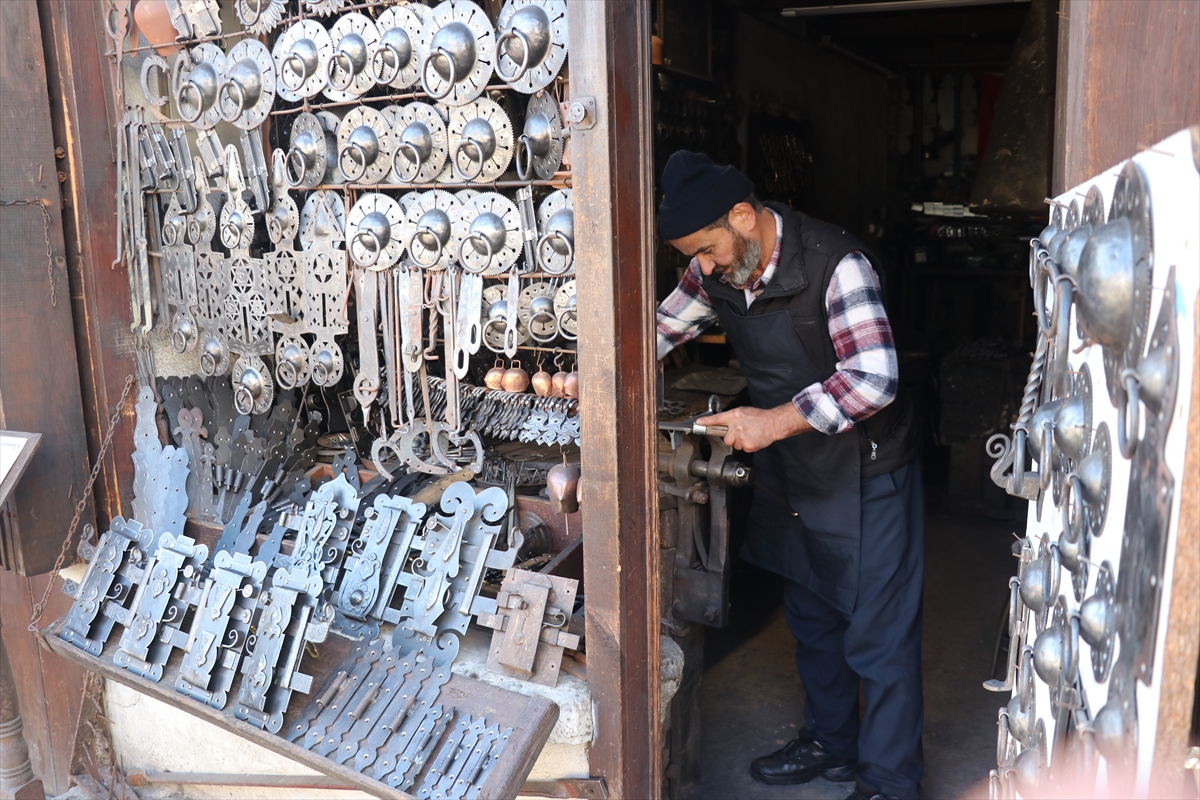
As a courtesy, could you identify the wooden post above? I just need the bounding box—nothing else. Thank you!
[0,619,44,800]
[568,1,662,797]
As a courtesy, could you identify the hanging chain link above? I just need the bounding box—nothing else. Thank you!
[28,374,137,633]
[1,198,59,307]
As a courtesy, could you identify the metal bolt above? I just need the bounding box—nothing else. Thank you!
[568,101,588,124]
[54,147,66,159]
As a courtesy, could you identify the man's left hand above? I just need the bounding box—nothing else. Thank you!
[694,402,813,453]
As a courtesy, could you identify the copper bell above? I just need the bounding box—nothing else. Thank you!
[532,361,553,396]
[547,461,581,514]
[550,354,567,397]
[563,370,579,399]
[502,359,530,393]
[485,357,506,390]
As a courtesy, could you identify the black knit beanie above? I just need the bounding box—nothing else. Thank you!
[658,150,755,240]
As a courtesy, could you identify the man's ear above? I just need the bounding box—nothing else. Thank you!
[727,202,757,235]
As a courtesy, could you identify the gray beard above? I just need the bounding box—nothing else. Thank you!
[725,233,761,287]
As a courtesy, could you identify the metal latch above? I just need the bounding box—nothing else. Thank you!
[568,97,597,130]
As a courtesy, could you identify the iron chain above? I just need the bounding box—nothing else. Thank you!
[0,198,59,307]
[28,374,137,633]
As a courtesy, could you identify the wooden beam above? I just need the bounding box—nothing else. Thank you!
[569,1,662,797]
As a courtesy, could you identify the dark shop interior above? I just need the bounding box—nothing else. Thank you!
[651,0,1055,797]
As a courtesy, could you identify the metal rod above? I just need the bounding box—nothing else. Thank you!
[270,85,513,116]
[313,177,571,191]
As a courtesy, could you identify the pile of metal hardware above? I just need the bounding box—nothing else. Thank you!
[56,374,582,794]
[984,130,1199,798]
[110,0,581,487]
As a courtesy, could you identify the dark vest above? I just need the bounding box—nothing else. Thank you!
[701,202,916,612]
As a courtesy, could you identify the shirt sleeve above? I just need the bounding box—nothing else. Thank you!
[656,260,719,360]
[792,252,899,435]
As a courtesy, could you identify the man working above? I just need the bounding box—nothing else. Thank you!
[656,151,924,800]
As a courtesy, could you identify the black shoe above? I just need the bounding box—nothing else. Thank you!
[749,733,858,785]
[842,777,899,800]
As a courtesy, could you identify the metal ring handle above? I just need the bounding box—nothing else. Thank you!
[285,148,310,187]
[394,141,423,182]
[339,141,369,183]
[312,360,329,386]
[234,385,256,416]
[457,232,494,274]
[200,351,218,376]
[221,220,243,249]
[495,28,532,83]
[1033,259,1058,338]
[371,43,403,85]
[1012,427,1029,495]
[557,309,577,341]
[452,137,487,182]
[528,310,558,344]
[482,317,508,352]
[277,358,297,389]
[266,213,284,243]
[217,79,246,123]
[242,0,265,24]
[421,46,459,101]
[353,228,383,268]
[177,80,206,124]
[162,219,181,247]
[1117,370,1140,459]
[536,231,574,274]
[1043,545,1061,613]
[281,53,309,90]
[141,56,171,108]
[328,50,356,91]
[171,328,189,354]
[408,226,445,267]
[515,134,534,181]
[1038,419,1054,493]
[1062,473,1085,544]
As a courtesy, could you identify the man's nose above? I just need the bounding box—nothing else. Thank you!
[697,256,715,275]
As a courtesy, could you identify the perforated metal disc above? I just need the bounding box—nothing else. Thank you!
[451,192,521,275]
[266,194,300,245]
[447,98,513,183]
[179,43,227,131]
[324,13,381,102]
[233,354,275,415]
[274,334,311,389]
[420,0,496,107]
[517,281,553,322]
[481,284,530,350]
[554,278,577,337]
[1082,184,1106,227]
[236,0,288,35]
[286,112,329,190]
[495,0,568,94]
[536,188,573,273]
[337,106,394,185]
[273,20,332,102]
[302,0,346,18]
[1103,161,1154,405]
[219,197,256,251]
[300,190,347,250]
[400,189,462,270]
[347,193,406,269]
[517,90,564,180]
[308,338,345,386]
[383,102,448,184]
[373,5,427,89]
[220,39,276,130]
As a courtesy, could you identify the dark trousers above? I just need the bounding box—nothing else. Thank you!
[783,460,925,799]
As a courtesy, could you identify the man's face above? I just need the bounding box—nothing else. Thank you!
[669,204,762,287]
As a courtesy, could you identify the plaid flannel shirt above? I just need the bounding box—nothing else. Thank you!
[656,224,898,435]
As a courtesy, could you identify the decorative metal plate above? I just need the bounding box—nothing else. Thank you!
[300,190,347,250]
[536,188,573,274]
[273,20,332,102]
[324,13,381,103]
[517,280,556,341]
[285,112,331,190]
[337,106,394,185]
[384,102,448,184]
[372,5,427,90]
[419,0,496,107]
[233,354,275,415]
[481,283,529,351]
[219,196,255,252]
[401,189,462,270]
[347,192,406,269]
[177,43,227,131]
[553,278,577,339]
[516,89,564,180]
[218,39,275,130]
[235,0,288,35]
[452,192,521,275]
[447,98,513,183]
[495,0,568,94]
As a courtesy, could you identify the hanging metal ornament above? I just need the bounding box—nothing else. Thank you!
[337,106,394,185]
[518,281,557,344]
[371,5,427,89]
[301,0,347,16]
[232,354,275,415]
[494,0,567,94]
[325,13,381,102]
[285,113,331,191]
[401,190,462,270]
[191,162,230,376]
[265,152,299,247]
[515,90,564,180]
[162,195,200,353]
[235,0,288,35]
[273,20,332,102]
[141,53,171,109]
[383,102,448,184]
[217,39,276,130]
[347,193,406,269]
[300,190,347,250]
[481,283,529,352]
[175,43,228,130]
[452,192,521,275]
[536,188,573,274]
[447,98,513,182]
[220,197,256,252]
[419,0,496,106]
[264,153,308,391]
[554,278,577,341]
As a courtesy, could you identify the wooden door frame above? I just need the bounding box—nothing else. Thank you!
[568,1,663,797]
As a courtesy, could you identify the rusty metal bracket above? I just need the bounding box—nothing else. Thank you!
[477,569,580,687]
